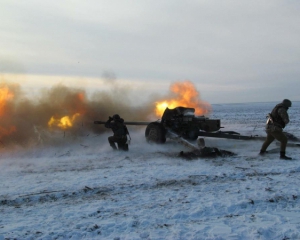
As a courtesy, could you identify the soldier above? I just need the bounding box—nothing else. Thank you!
[105,114,129,151]
[259,99,292,160]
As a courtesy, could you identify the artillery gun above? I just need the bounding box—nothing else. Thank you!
[97,107,259,142]
[94,106,300,149]
[145,107,220,143]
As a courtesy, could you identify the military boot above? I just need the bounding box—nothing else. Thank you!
[110,143,118,150]
[280,151,292,160]
[259,150,268,156]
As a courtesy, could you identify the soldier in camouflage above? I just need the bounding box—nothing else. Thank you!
[105,114,129,151]
[260,99,292,160]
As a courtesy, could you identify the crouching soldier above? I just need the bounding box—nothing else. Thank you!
[260,99,292,160]
[105,114,130,151]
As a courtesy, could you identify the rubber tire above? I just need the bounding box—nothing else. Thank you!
[145,122,166,144]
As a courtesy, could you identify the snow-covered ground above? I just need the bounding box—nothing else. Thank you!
[1,102,300,240]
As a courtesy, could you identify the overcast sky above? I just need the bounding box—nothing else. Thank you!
[1,0,300,104]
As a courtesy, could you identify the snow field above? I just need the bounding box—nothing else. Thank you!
[1,102,300,240]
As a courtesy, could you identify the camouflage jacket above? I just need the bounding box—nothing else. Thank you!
[266,103,290,131]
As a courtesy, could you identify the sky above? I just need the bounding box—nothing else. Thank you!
[1,0,300,104]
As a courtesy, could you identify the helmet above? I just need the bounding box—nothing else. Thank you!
[282,99,292,108]
[112,114,121,120]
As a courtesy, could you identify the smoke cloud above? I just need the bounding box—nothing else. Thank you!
[0,78,210,150]
[0,79,155,149]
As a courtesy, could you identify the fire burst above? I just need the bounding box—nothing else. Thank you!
[155,81,211,117]
[48,113,80,129]
[0,85,16,139]
[0,86,14,117]
[47,92,86,130]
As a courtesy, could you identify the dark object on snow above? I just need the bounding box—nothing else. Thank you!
[145,107,221,143]
[94,107,222,144]
[158,107,221,141]
[260,99,292,160]
[94,106,300,150]
[144,107,265,144]
[178,147,236,160]
[104,114,130,151]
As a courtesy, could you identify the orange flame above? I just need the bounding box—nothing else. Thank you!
[0,86,14,117]
[155,81,211,117]
[47,92,86,130]
[48,113,80,129]
[0,86,16,140]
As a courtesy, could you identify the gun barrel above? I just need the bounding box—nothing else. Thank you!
[94,121,151,126]
[197,131,265,140]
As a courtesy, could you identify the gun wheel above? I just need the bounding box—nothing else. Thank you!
[145,122,166,144]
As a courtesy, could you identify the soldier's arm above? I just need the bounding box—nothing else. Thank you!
[278,108,290,125]
[105,117,113,128]
[124,125,129,135]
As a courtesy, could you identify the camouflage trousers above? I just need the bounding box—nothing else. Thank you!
[108,135,128,151]
[260,125,287,152]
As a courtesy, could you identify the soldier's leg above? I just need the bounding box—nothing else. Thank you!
[117,138,128,151]
[260,132,275,153]
[271,131,287,152]
[108,136,117,150]
[269,131,291,159]
[117,140,122,150]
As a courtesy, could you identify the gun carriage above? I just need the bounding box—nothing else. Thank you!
[95,107,290,144]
